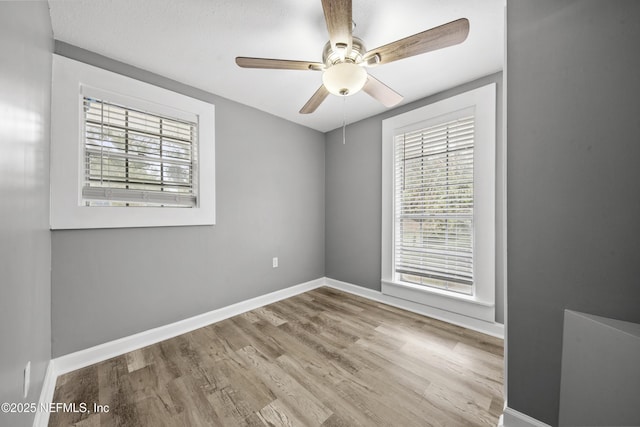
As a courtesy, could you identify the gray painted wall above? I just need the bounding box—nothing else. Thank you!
[325,73,505,323]
[51,43,325,357]
[0,2,53,426]
[507,1,640,424]
[559,311,640,426]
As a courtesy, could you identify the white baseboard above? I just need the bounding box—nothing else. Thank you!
[32,360,56,427]
[502,407,551,427]
[53,277,325,376]
[325,277,504,339]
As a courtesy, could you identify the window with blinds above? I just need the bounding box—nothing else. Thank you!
[83,97,197,207]
[394,115,474,295]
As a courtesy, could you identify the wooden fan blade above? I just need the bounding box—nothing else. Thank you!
[363,18,469,66]
[363,75,403,107]
[321,0,352,52]
[300,85,330,114]
[236,57,324,71]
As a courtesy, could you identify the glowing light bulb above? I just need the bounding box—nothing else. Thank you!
[322,63,367,96]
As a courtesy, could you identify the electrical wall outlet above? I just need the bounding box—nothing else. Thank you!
[23,361,30,399]
[272,257,278,268]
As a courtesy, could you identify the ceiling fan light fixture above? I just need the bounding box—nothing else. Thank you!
[322,62,367,96]
[236,0,469,115]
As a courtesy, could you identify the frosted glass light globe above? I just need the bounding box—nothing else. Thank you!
[322,63,367,96]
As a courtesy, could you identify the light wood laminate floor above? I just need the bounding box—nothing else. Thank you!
[49,287,504,426]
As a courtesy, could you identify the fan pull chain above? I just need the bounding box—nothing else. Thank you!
[342,96,346,145]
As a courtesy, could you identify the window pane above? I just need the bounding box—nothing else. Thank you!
[395,116,474,295]
[82,97,197,207]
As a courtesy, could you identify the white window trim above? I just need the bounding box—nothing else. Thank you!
[50,55,215,229]
[381,83,496,323]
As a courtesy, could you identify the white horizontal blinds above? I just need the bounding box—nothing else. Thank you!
[83,97,197,207]
[395,115,474,295]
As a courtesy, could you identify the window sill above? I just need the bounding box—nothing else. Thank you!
[381,279,495,323]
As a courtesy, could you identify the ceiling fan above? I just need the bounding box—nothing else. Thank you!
[235,0,470,114]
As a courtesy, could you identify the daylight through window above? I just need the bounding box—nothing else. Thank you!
[394,116,475,295]
[82,97,198,207]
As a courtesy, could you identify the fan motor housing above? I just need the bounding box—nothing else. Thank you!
[322,37,366,66]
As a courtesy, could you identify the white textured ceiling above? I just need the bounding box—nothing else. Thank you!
[49,0,504,132]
